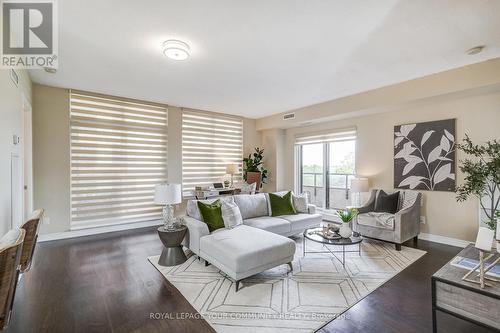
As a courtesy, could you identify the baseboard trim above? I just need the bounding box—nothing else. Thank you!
[419,232,471,248]
[38,220,163,242]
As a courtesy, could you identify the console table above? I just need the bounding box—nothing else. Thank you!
[431,244,500,332]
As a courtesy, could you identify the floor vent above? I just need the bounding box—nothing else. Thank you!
[283,113,295,120]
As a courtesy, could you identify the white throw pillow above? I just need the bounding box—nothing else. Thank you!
[221,201,243,229]
[240,182,257,194]
[292,193,309,213]
[186,196,234,221]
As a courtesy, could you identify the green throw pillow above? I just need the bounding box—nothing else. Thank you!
[197,200,224,232]
[269,191,297,217]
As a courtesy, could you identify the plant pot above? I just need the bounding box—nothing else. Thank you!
[339,223,353,238]
[246,171,262,189]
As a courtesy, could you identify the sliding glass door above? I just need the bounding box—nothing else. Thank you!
[328,140,355,209]
[300,143,324,208]
[298,138,355,211]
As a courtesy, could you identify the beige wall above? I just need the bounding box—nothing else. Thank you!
[0,69,32,237]
[33,84,71,234]
[32,86,262,234]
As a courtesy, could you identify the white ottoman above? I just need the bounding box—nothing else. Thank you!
[199,225,296,291]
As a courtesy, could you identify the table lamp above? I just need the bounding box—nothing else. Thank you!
[155,183,182,230]
[226,164,238,187]
[350,178,369,207]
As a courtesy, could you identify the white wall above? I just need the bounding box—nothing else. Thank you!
[0,69,32,237]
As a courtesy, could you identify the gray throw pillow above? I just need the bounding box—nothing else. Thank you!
[375,190,399,214]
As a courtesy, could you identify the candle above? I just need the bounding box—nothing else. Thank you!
[475,227,494,252]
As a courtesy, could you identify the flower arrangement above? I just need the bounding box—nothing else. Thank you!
[336,208,358,223]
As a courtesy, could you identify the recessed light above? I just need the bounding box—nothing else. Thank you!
[162,40,190,61]
[466,45,485,55]
[44,67,57,73]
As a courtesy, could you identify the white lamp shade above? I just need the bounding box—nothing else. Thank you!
[475,227,494,252]
[154,183,182,205]
[226,163,238,175]
[350,178,369,193]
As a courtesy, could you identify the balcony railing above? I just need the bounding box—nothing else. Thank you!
[300,172,354,210]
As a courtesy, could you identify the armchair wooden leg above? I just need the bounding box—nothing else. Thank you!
[205,260,210,267]
[287,262,293,272]
[235,280,240,292]
[413,236,418,247]
[395,243,402,251]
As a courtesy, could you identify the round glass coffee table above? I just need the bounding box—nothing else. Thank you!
[303,227,363,267]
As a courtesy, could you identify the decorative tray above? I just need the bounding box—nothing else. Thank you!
[310,230,341,240]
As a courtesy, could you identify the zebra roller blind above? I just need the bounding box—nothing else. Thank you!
[70,90,168,229]
[182,109,243,196]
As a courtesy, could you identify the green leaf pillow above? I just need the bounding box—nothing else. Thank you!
[197,200,224,232]
[269,191,297,217]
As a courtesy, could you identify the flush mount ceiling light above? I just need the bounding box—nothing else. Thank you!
[162,40,190,60]
[466,45,485,55]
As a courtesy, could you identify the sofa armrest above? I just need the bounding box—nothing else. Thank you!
[357,190,377,214]
[394,194,421,243]
[183,216,209,255]
[307,204,317,214]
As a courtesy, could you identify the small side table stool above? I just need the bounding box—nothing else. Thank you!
[157,226,187,266]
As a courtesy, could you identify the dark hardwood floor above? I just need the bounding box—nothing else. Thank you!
[5,227,495,333]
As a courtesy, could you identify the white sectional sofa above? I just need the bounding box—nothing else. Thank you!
[183,193,322,291]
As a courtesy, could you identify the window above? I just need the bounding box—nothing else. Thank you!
[70,91,167,229]
[295,128,356,210]
[182,109,243,196]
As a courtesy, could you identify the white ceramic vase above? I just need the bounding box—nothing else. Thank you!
[339,223,353,238]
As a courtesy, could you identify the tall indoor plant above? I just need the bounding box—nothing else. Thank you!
[243,147,268,187]
[455,135,500,231]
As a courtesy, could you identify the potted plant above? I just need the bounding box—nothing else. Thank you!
[243,147,268,188]
[455,135,500,233]
[336,208,358,238]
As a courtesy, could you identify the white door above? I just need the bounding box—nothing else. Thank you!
[11,154,23,228]
[22,96,33,218]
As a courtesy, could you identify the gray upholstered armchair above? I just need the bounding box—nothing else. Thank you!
[353,189,422,251]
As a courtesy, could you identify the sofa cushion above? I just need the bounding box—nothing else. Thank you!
[243,216,291,235]
[375,190,399,214]
[199,225,295,273]
[197,200,225,232]
[221,200,243,229]
[292,193,309,213]
[280,213,322,232]
[233,193,268,219]
[358,212,395,230]
[187,196,234,221]
[269,191,297,217]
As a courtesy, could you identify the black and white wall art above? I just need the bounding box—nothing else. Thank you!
[394,119,456,191]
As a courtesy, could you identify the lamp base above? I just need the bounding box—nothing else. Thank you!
[163,204,175,230]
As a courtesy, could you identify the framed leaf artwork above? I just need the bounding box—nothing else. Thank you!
[394,119,456,191]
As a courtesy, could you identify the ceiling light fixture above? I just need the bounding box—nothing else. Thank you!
[162,40,190,61]
[466,45,485,55]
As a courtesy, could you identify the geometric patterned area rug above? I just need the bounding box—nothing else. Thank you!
[148,236,426,333]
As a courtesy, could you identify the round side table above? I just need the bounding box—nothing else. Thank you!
[157,226,187,266]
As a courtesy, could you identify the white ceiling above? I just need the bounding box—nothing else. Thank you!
[29,0,500,118]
